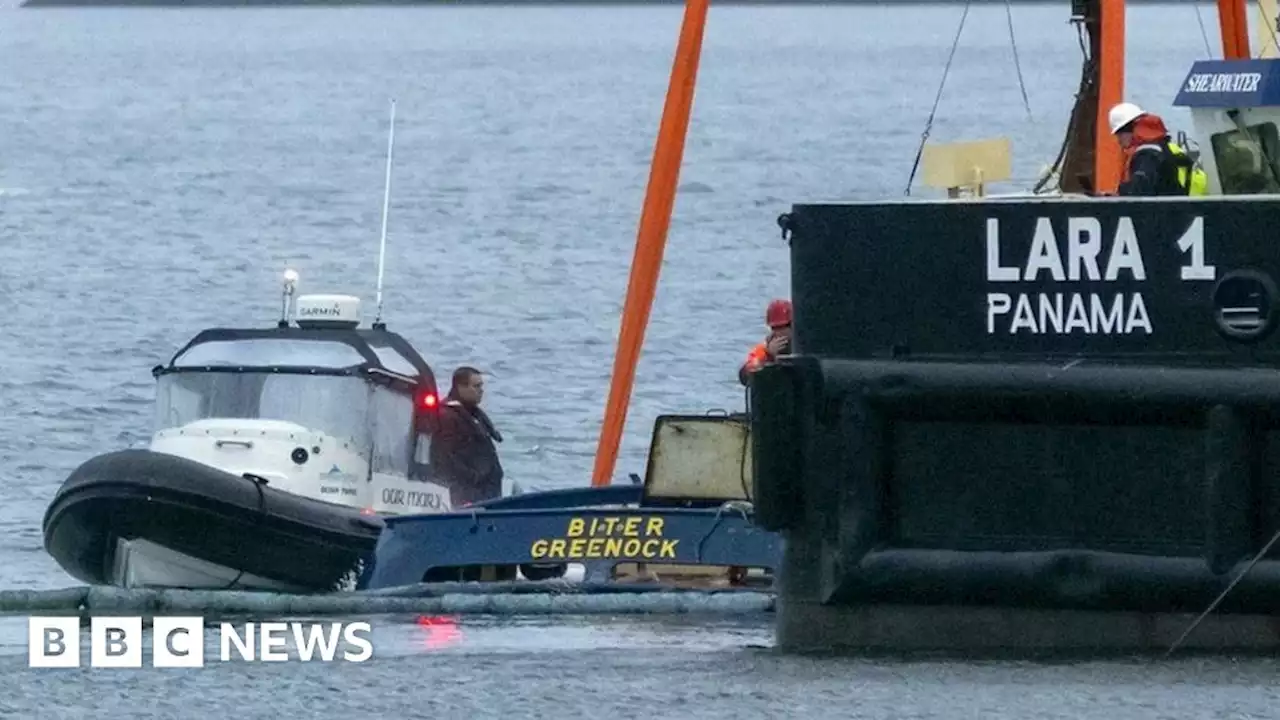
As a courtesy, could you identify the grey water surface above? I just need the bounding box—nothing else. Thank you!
[1,4,1277,716]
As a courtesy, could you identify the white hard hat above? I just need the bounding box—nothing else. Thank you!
[1109,102,1146,135]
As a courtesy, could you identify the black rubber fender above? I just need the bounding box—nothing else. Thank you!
[749,361,807,532]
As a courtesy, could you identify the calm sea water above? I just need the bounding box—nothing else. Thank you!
[1,4,1277,716]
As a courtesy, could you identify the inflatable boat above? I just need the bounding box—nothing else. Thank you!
[43,274,471,592]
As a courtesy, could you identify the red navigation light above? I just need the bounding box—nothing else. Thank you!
[420,392,438,410]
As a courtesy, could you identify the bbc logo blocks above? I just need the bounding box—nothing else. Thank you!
[28,616,205,668]
[27,617,79,668]
[27,616,374,667]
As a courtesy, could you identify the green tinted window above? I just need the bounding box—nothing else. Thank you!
[1210,121,1280,194]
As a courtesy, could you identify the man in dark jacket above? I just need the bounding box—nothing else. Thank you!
[429,366,504,507]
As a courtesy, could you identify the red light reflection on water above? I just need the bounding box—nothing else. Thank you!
[414,615,462,649]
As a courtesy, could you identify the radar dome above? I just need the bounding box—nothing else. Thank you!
[294,294,361,329]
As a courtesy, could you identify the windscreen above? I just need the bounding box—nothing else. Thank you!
[154,371,372,449]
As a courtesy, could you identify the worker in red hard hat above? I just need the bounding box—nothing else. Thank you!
[739,299,792,386]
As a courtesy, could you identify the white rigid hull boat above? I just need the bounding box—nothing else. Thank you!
[43,290,487,592]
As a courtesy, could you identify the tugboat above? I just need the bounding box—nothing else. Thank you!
[42,273,463,592]
[357,409,782,589]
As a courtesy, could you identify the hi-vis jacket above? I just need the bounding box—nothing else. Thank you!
[738,342,772,386]
[1120,140,1208,196]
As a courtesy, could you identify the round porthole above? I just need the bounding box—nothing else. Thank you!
[1211,269,1280,343]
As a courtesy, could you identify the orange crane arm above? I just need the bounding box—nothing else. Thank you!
[590,0,711,486]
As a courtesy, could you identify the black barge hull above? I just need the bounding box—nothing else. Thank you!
[43,449,382,591]
[755,195,1280,654]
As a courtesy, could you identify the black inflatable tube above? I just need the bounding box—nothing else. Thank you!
[43,449,378,589]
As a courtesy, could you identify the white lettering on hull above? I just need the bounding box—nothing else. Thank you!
[986,292,1152,335]
[986,216,1146,284]
[984,215,1214,336]
[380,487,444,511]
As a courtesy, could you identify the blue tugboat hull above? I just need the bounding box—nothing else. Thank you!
[359,413,782,589]
[359,502,781,588]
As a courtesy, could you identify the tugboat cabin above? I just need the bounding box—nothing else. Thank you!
[1174,58,1280,195]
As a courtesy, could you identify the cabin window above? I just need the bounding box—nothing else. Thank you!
[153,376,203,432]
[411,426,437,482]
[369,385,414,478]
[1209,121,1280,194]
[413,431,432,467]
[366,343,418,377]
[408,405,441,482]
[259,375,371,449]
[174,338,367,369]
[154,372,373,453]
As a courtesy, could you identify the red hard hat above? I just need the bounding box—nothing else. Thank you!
[766,299,792,329]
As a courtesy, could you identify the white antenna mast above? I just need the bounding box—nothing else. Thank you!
[373,98,396,330]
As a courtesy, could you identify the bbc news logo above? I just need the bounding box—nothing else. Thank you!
[28,616,374,668]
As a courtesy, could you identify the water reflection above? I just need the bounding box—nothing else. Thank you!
[413,615,463,650]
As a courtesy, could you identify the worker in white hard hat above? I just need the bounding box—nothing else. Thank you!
[1108,102,1208,196]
